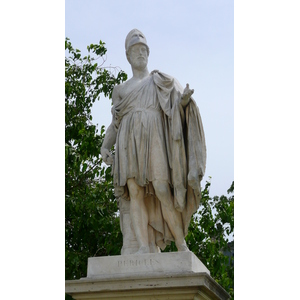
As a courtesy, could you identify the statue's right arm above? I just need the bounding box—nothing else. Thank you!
[100,86,120,165]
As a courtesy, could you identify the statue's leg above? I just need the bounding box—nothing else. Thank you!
[152,180,189,252]
[127,178,150,254]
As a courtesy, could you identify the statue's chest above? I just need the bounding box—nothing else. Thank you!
[119,80,157,108]
[119,82,141,99]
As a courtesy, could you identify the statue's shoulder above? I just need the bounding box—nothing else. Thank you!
[115,79,134,100]
[151,70,172,77]
[113,81,125,94]
[112,80,130,104]
[151,70,179,83]
[151,70,182,92]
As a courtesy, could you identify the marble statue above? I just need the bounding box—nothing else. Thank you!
[101,29,206,255]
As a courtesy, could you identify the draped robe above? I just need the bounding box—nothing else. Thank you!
[112,71,206,250]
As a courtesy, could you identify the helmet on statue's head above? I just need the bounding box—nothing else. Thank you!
[125,29,149,55]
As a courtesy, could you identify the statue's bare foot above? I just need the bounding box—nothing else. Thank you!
[176,240,190,252]
[135,246,150,254]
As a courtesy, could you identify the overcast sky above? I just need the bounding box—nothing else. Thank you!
[65,0,234,197]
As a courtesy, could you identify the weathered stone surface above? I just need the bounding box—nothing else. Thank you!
[66,272,229,300]
[87,252,210,279]
[65,253,230,299]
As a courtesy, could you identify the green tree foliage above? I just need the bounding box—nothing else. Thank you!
[162,180,234,298]
[187,180,234,299]
[65,38,127,281]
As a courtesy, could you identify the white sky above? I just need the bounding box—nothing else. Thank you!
[65,0,234,197]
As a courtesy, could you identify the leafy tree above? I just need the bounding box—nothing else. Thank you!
[162,180,234,298]
[65,38,127,281]
[186,180,234,299]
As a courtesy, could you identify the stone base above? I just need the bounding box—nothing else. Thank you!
[87,251,210,278]
[65,252,230,300]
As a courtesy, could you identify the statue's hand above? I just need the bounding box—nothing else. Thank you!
[101,147,114,165]
[180,83,194,107]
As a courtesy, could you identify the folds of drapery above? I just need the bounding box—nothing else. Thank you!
[112,71,206,249]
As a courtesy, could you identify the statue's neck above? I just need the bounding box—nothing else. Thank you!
[131,67,149,80]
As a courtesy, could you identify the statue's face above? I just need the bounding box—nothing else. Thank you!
[127,43,148,70]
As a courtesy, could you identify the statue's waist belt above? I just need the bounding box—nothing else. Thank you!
[132,107,161,114]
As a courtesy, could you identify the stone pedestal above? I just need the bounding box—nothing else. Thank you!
[65,252,230,300]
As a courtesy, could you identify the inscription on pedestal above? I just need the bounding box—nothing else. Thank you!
[117,258,156,268]
[87,252,210,279]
